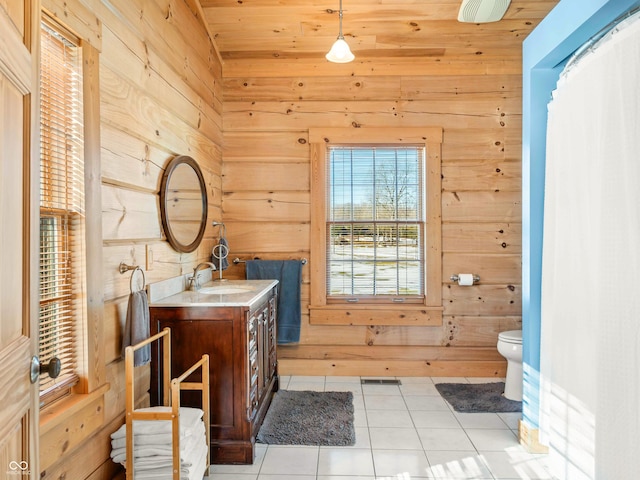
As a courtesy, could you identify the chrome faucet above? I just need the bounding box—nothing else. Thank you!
[189,262,216,291]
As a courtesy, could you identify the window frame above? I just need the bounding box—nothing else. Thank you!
[39,8,104,409]
[39,15,85,405]
[309,127,443,326]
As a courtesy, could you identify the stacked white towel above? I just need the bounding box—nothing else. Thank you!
[111,406,208,480]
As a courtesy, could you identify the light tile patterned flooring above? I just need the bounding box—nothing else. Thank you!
[207,375,554,480]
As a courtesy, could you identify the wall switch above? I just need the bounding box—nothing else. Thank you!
[146,244,154,271]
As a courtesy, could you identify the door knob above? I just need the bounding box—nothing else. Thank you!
[30,356,62,384]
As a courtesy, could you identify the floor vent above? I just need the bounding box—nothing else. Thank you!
[361,379,402,385]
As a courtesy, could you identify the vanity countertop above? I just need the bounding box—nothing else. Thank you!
[149,279,278,308]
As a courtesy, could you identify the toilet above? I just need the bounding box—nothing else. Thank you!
[497,329,523,401]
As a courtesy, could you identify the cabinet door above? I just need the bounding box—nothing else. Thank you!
[267,295,278,380]
[258,305,270,392]
[247,312,259,420]
[154,316,237,429]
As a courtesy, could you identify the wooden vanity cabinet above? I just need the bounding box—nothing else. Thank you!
[149,285,278,464]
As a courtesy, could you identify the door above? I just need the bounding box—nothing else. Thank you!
[0,2,40,479]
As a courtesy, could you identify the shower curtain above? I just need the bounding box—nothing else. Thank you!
[540,11,640,480]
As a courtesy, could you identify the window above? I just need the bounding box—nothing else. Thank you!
[39,17,85,404]
[309,128,443,326]
[327,145,424,300]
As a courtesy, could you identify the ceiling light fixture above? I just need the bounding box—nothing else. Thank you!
[326,0,354,63]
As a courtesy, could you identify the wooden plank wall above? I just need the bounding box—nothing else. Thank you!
[38,0,222,479]
[35,0,542,476]
[221,58,523,377]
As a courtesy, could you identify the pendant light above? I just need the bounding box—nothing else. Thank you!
[326,0,354,63]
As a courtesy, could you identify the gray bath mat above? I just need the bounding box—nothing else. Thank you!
[435,382,522,413]
[257,390,355,446]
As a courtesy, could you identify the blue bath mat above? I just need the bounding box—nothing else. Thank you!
[435,382,522,413]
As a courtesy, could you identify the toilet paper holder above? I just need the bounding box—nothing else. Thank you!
[450,274,480,284]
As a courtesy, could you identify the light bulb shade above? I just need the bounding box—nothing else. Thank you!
[326,37,355,63]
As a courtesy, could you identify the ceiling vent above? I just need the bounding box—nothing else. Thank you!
[458,0,511,23]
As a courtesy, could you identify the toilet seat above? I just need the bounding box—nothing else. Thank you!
[498,329,522,344]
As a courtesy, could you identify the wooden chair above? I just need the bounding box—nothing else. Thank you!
[124,327,210,480]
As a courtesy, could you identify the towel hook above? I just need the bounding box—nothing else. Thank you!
[212,221,226,238]
[118,261,136,274]
[119,262,146,293]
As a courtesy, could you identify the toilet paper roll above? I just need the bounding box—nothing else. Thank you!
[457,273,474,286]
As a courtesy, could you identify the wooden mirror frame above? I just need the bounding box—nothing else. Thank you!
[159,155,208,253]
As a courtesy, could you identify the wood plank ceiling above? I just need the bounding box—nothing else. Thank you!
[198,0,559,65]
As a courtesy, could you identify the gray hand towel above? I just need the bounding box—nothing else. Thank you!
[121,290,151,366]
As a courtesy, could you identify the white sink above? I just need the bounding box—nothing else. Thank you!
[198,286,253,295]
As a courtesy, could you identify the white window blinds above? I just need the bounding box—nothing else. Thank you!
[39,18,85,401]
[326,146,425,299]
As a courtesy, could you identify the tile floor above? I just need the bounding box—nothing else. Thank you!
[207,375,554,480]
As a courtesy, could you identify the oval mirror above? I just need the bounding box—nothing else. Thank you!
[159,155,208,253]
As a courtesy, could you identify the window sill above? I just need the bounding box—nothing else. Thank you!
[309,304,443,326]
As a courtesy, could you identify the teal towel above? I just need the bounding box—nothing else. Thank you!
[245,260,302,344]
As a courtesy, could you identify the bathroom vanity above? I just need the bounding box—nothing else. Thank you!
[148,279,279,464]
